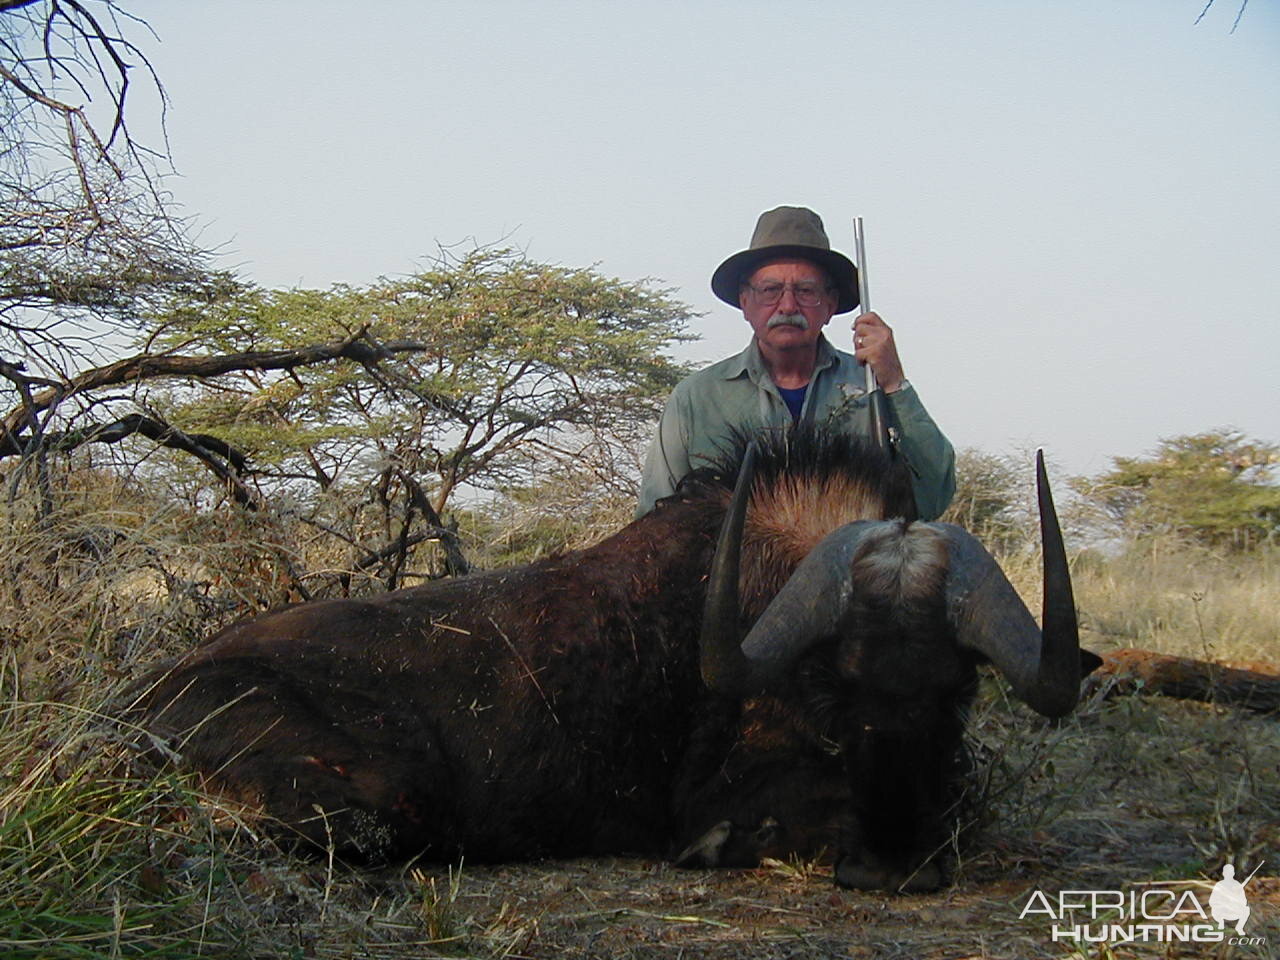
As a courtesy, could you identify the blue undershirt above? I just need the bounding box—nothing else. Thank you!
[776,384,808,421]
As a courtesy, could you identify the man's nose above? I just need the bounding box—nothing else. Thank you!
[776,284,802,312]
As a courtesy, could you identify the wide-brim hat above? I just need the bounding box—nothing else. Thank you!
[710,206,859,314]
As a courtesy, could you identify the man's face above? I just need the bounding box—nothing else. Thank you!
[739,258,836,352]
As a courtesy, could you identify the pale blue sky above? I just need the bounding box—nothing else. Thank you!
[127,0,1279,477]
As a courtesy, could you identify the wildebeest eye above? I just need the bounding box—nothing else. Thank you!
[834,639,865,680]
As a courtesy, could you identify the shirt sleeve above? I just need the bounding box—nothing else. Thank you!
[885,383,956,521]
[636,390,692,517]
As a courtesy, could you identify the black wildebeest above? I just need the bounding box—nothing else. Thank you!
[129,428,1095,892]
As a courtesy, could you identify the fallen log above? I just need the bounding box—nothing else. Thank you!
[1085,649,1280,714]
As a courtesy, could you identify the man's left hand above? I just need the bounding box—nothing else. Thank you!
[852,312,905,393]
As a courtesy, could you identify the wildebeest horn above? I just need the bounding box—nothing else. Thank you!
[940,450,1086,717]
[699,441,759,694]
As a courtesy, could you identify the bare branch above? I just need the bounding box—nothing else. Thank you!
[397,467,469,575]
[6,410,257,507]
[0,330,436,452]
[2,0,210,371]
[1194,0,1250,30]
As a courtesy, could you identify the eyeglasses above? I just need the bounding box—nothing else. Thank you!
[743,281,832,307]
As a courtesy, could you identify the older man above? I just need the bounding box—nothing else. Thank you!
[637,206,955,518]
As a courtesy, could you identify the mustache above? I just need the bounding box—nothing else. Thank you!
[766,313,809,330]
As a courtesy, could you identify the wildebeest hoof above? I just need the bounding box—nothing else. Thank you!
[674,820,733,867]
[897,860,942,893]
[835,853,942,893]
[834,855,890,891]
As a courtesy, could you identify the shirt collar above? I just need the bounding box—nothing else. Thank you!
[721,334,841,383]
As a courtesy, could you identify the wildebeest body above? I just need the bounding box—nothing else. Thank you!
[131,428,1088,891]
[146,506,733,860]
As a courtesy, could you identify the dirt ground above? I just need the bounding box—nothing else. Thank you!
[234,848,1278,960]
[426,857,1280,960]
[214,691,1279,960]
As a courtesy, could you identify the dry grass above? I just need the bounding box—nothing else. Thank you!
[1,480,1277,959]
[1073,543,1280,666]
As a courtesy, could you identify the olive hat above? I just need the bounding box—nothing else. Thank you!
[710,206,860,314]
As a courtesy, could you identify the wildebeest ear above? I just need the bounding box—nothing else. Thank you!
[1080,649,1104,677]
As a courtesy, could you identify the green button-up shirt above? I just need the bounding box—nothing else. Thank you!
[637,336,956,519]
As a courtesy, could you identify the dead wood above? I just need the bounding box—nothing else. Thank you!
[1086,648,1280,714]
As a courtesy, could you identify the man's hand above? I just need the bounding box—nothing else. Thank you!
[852,312,905,393]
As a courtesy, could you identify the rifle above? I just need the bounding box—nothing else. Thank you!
[853,217,894,452]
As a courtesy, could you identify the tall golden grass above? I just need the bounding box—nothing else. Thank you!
[1074,543,1279,665]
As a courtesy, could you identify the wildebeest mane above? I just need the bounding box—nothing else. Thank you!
[666,426,919,611]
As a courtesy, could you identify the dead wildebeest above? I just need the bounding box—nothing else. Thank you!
[127,427,1097,892]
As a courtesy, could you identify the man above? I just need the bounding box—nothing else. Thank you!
[637,205,954,518]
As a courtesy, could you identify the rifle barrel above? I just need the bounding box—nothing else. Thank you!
[852,217,877,396]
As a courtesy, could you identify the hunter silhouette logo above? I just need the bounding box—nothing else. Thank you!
[1209,863,1256,934]
[1020,861,1267,946]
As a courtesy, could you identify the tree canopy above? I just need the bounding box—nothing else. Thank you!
[1080,429,1280,550]
[148,246,695,512]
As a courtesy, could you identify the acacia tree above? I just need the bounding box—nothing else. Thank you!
[101,246,694,587]
[1077,429,1280,550]
[0,246,695,592]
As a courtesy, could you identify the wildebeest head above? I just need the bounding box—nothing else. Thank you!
[702,440,1084,711]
